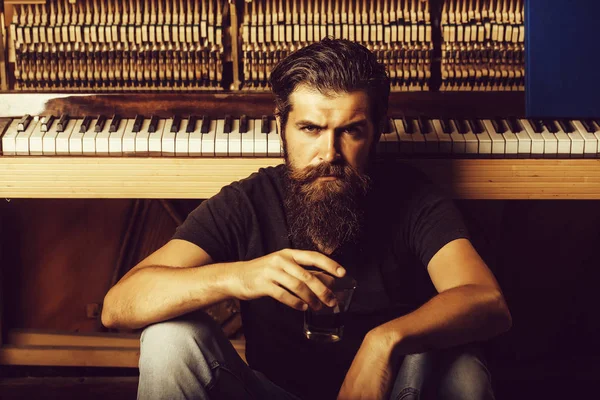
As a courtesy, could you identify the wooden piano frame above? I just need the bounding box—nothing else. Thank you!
[1,91,599,368]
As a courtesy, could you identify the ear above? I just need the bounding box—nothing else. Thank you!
[275,113,284,139]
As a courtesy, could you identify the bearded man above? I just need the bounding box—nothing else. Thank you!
[102,39,511,400]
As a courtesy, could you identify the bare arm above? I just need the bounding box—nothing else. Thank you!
[101,240,345,331]
[372,238,512,354]
[101,239,238,330]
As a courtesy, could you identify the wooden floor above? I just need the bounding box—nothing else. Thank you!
[1,373,598,400]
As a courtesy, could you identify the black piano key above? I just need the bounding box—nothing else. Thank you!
[261,115,270,134]
[402,117,415,134]
[171,115,182,133]
[132,115,144,133]
[454,118,469,134]
[595,119,600,130]
[440,118,452,134]
[17,114,32,131]
[558,119,575,133]
[581,119,597,133]
[529,119,543,133]
[109,114,122,133]
[507,117,523,132]
[542,119,559,133]
[56,114,70,132]
[418,116,432,134]
[239,115,249,134]
[492,118,507,133]
[41,115,56,132]
[186,115,198,133]
[469,118,484,134]
[223,115,233,134]
[94,115,107,132]
[80,116,92,133]
[148,115,159,133]
[201,115,211,134]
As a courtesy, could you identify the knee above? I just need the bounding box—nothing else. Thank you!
[436,351,495,400]
[139,311,222,370]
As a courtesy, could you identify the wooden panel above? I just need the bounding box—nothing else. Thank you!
[1,199,132,332]
[0,91,525,118]
[1,331,247,367]
[2,157,600,199]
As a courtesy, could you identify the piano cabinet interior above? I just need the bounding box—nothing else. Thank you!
[1,198,600,370]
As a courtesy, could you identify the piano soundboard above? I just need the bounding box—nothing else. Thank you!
[2,114,600,159]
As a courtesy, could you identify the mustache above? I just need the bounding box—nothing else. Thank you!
[287,161,351,184]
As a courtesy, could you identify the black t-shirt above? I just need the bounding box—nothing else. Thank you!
[172,159,469,400]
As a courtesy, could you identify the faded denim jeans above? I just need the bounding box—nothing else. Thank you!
[138,312,495,400]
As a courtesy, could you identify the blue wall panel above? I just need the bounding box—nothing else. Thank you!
[526,0,600,118]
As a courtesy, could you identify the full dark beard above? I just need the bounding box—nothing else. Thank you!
[283,160,372,255]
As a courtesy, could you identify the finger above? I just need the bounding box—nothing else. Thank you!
[311,271,336,288]
[270,269,323,310]
[284,249,346,277]
[268,284,308,311]
[281,264,338,307]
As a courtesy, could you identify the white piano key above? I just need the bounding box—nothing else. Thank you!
[572,120,599,158]
[510,121,532,159]
[431,120,453,154]
[122,119,137,154]
[109,119,127,156]
[15,118,39,155]
[82,118,99,155]
[410,121,428,155]
[550,123,572,158]
[560,123,584,158]
[241,119,255,157]
[175,119,192,156]
[3,120,21,155]
[161,119,176,156]
[134,119,151,156]
[499,121,519,158]
[253,119,268,157]
[447,120,466,154]
[473,122,492,156]
[520,119,545,158]
[379,118,399,154]
[56,118,77,155]
[201,119,216,157]
[419,119,440,155]
[228,119,242,157]
[393,119,413,154]
[95,122,111,156]
[481,120,507,158]
[148,119,164,156]
[267,118,281,157]
[69,119,85,155]
[215,119,229,156]
[460,120,480,155]
[42,121,60,155]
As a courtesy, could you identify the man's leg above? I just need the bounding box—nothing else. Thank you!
[388,344,495,400]
[137,311,300,400]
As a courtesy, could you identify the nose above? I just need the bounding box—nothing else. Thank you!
[318,130,341,163]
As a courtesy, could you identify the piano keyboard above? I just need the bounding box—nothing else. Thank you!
[2,115,600,158]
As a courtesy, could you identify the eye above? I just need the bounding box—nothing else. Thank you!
[301,125,319,134]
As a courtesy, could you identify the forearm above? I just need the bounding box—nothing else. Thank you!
[101,262,241,330]
[372,284,512,357]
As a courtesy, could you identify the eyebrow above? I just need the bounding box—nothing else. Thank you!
[294,118,369,130]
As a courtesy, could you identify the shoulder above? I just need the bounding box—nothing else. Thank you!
[228,163,286,197]
[368,158,441,202]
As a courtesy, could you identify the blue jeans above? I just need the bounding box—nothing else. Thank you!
[138,311,495,400]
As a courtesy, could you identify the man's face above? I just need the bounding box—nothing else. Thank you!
[278,85,377,254]
[278,85,377,181]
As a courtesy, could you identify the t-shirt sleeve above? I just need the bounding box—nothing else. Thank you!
[404,182,470,267]
[171,184,252,263]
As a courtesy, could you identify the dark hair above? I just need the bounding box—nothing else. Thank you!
[269,38,390,134]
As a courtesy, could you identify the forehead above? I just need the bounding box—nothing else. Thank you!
[287,85,370,123]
